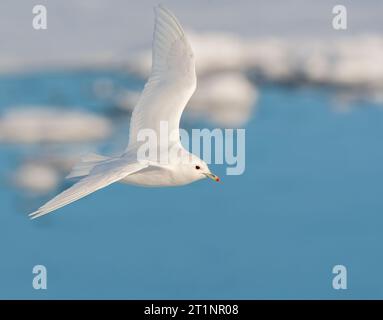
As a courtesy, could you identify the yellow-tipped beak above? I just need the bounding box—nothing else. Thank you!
[204,172,220,182]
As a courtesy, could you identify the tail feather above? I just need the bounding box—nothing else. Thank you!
[66,153,110,179]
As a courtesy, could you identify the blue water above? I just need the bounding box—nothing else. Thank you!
[0,71,383,299]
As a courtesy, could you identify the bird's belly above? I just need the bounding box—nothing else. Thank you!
[120,167,188,187]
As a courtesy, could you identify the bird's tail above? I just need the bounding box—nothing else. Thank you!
[66,153,110,179]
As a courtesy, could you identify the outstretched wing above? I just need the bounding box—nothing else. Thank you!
[29,160,148,219]
[126,5,196,150]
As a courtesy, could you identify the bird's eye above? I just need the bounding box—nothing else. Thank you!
[195,165,200,170]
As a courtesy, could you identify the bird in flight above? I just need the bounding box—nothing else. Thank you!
[29,5,220,219]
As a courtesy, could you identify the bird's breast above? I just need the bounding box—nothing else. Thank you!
[120,166,192,187]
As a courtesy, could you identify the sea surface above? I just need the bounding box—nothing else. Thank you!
[0,70,382,299]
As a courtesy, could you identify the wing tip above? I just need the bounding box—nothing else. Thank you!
[29,207,52,219]
[154,4,162,15]
[155,3,166,12]
[154,4,169,20]
[154,4,183,32]
[28,210,42,220]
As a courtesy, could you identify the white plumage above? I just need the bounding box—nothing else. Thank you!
[29,5,219,220]
[127,5,196,150]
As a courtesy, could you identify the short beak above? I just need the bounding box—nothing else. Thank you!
[204,172,220,182]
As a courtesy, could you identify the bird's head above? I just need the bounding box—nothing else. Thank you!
[184,154,220,183]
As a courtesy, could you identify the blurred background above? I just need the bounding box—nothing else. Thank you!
[1,0,383,299]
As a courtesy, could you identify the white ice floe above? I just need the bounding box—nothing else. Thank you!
[188,72,258,127]
[319,36,383,88]
[13,163,61,194]
[129,33,383,90]
[0,107,112,144]
[12,150,109,194]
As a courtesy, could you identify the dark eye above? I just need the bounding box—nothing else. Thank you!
[195,165,200,170]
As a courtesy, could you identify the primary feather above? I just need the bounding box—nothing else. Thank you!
[29,160,148,219]
[126,5,196,150]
